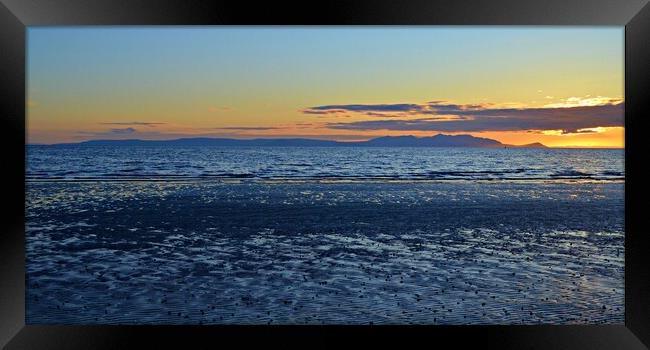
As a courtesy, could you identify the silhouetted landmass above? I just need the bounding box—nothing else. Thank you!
[362,135,503,147]
[508,142,548,149]
[42,134,548,148]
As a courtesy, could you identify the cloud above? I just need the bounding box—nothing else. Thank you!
[303,101,488,115]
[78,128,138,137]
[302,109,345,115]
[214,127,280,131]
[208,106,232,112]
[542,96,621,108]
[308,99,623,134]
[304,103,425,114]
[110,127,136,134]
[100,122,166,127]
[68,128,373,143]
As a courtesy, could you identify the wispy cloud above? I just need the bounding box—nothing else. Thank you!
[214,126,280,131]
[307,98,623,134]
[208,106,232,113]
[303,101,486,117]
[100,122,166,127]
[110,127,137,134]
[68,128,373,143]
[78,127,138,137]
[303,103,426,114]
[542,96,621,108]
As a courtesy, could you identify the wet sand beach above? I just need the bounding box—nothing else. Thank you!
[26,181,624,324]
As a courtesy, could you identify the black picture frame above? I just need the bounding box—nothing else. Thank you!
[1,0,649,348]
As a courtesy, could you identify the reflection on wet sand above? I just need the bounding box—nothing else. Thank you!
[26,181,623,324]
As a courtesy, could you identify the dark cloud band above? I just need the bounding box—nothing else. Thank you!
[308,101,623,134]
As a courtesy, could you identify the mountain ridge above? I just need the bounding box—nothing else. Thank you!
[35,134,548,148]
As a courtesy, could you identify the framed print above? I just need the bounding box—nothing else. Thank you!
[1,0,649,348]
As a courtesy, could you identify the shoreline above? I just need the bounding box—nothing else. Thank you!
[25,177,626,185]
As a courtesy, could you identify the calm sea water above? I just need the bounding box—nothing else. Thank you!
[27,146,624,182]
[25,146,625,325]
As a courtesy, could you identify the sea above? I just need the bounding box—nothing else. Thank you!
[27,146,624,182]
[25,146,625,324]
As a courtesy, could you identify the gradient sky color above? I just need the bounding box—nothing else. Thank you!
[27,27,624,147]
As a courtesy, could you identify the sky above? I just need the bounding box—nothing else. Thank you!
[27,27,624,147]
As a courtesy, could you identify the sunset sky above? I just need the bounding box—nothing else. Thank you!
[27,27,624,147]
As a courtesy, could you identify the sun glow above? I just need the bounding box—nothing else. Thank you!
[543,96,623,108]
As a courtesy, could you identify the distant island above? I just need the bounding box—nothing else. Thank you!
[38,134,548,148]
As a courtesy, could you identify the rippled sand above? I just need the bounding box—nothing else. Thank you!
[26,181,624,324]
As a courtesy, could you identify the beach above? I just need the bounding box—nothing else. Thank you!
[26,180,624,324]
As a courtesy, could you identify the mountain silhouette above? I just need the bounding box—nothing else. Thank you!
[45,134,547,148]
